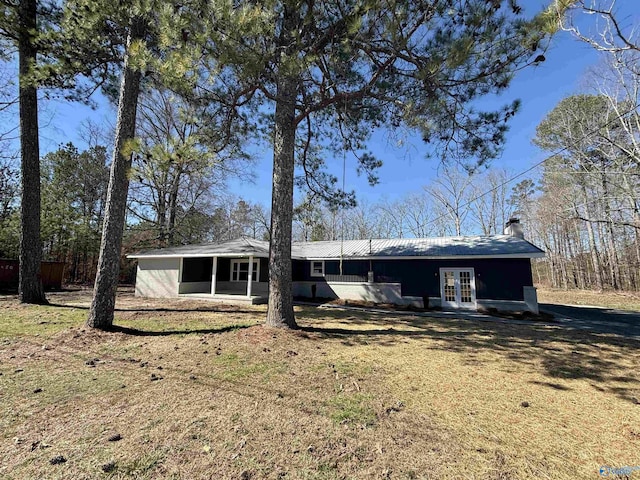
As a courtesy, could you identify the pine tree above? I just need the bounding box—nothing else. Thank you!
[203,0,557,328]
[56,0,244,329]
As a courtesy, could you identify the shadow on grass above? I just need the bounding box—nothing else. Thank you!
[297,307,640,404]
[109,324,252,337]
[46,302,260,315]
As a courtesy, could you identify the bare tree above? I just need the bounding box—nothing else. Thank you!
[427,167,475,236]
[374,198,408,239]
[401,191,435,238]
[470,169,513,235]
[128,87,250,247]
[556,0,638,61]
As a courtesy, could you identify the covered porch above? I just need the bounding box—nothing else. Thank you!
[178,254,269,304]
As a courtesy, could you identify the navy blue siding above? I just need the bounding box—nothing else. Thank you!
[292,260,305,281]
[294,259,370,279]
[293,258,533,301]
[372,258,533,300]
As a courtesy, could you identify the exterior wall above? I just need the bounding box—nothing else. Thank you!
[523,286,539,314]
[259,258,268,283]
[293,257,538,311]
[136,256,537,311]
[294,259,370,280]
[371,258,533,300]
[477,299,534,313]
[295,258,533,301]
[292,281,421,307]
[135,258,180,298]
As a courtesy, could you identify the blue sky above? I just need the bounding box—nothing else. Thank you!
[33,0,636,208]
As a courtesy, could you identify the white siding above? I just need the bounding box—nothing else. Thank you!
[135,258,180,298]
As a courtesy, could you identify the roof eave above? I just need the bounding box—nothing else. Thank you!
[127,252,270,259]
[303,253,546,260]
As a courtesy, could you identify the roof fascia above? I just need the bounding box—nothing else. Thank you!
[128,253,270,259]
[302,253,546,260]
[129,252,545,261]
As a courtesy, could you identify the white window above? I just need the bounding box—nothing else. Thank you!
[231,260,259,282]
[310,260,325,277]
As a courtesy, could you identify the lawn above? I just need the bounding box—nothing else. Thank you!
[0,289,639,479]
[537,287,640,312]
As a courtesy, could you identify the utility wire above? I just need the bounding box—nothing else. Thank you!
[424,101,640,230]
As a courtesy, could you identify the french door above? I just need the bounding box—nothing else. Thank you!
[440,268,476,309]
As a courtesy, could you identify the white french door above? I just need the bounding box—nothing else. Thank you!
[440,268,476,309]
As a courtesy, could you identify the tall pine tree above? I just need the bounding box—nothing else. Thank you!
[201,0,557,328]
[56,0,246,329]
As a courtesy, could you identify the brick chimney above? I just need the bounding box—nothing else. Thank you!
[504,217,524,239]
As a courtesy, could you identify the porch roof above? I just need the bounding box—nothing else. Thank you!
[128,237,271,259]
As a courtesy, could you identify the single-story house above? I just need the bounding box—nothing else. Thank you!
[128,219,545,313]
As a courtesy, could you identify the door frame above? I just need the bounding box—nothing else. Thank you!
[439,267,477,309]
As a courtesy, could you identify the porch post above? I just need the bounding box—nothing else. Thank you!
[211,256,217,296]
[246,255,253,298]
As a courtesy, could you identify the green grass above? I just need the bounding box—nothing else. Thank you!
[211,352,286,381]
[0,304,86,338]
[328,393,376,427]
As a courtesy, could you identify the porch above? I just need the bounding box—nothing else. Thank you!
[179,292,268,305]
[178,255,269,302]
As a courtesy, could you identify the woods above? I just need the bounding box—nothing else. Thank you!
[0,0,638,331]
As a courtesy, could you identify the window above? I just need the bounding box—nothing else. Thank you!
[231,260,259,282]
[310,260,324,277]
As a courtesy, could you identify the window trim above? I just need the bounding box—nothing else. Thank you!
[310,260,325,277]
[230,259,259,282]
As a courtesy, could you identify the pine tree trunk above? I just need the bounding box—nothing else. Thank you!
[87,17,145,330]
[18,0,46,304]
[266,73,298,328]
[266,5,298,329]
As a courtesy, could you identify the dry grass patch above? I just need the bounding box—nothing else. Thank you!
[0,290,639,479]
[538,287,640,311]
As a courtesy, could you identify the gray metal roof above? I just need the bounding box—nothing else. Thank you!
[129,235,544,259]
[128,237,270,258]
[292,235,544,259]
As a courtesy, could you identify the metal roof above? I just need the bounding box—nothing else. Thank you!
[292,235,544,259]
[128,237,270,258]
[129,235,544,259]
